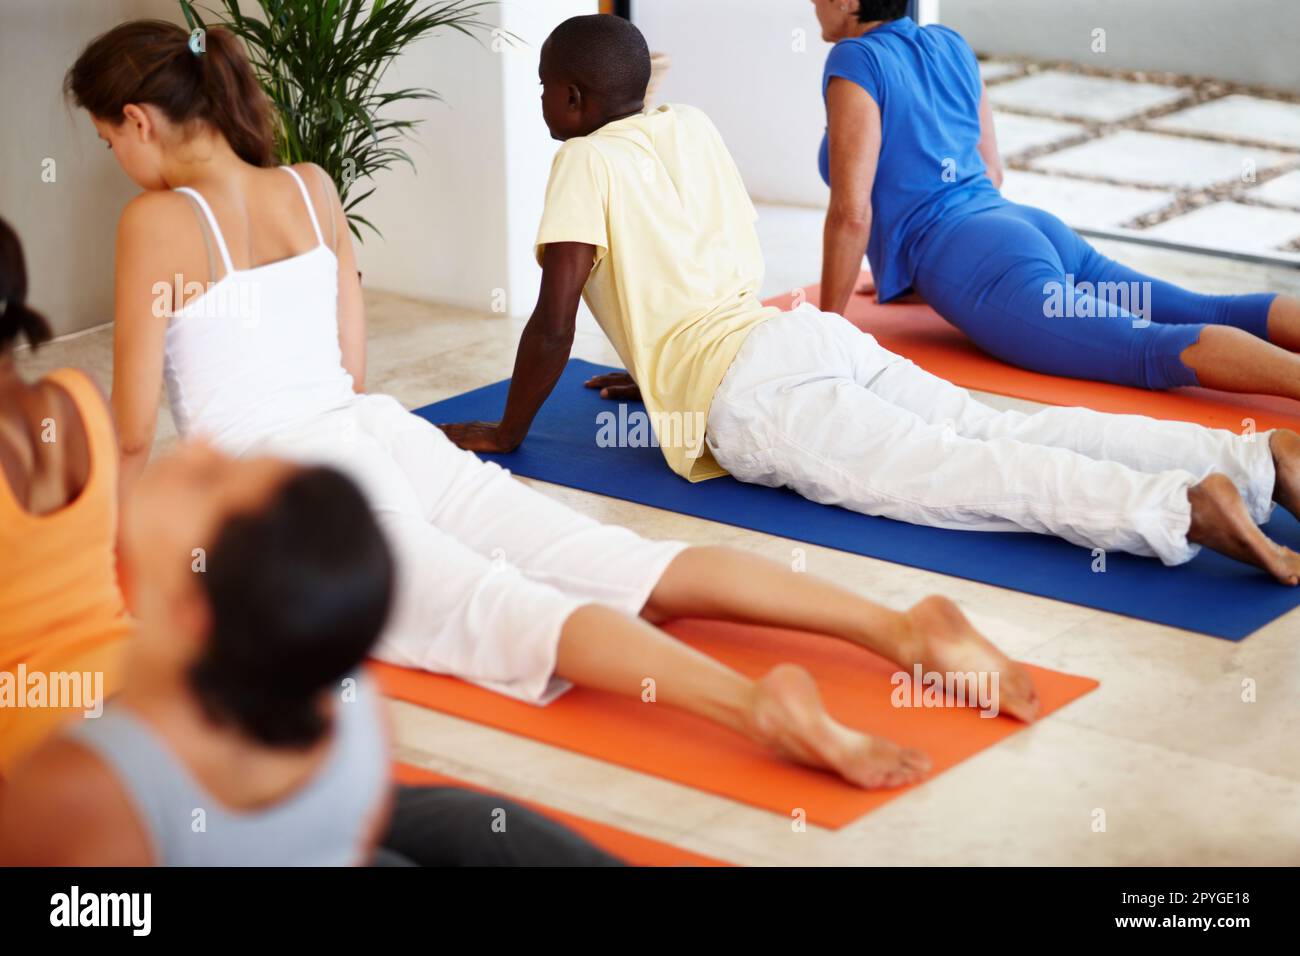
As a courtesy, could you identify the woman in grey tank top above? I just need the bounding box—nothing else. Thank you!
[0,443,394,866]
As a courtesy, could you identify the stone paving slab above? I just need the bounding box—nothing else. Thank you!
[987,70,1188,123]
[1148,94,1300,150]
[1029,129,1296,189]
[1247,170,1300,208]
[978,61,1023,84]
[999,170,1175,230]
[993,112,1086,158]
[1144,201,1300,255]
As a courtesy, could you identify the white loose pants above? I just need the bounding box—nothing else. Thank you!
[706,306,1276,565]
[249,393,687,703]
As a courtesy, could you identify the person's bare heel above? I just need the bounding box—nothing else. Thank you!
[744,664,931,789]
[903,595,1040,722]
[1190,473,1300,585]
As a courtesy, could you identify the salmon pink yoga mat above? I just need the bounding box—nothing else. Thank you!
[376,619,1099,830]
[393,763,724,866]
[770,277,1300,433]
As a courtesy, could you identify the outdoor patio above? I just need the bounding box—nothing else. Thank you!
[980,58,1300,258]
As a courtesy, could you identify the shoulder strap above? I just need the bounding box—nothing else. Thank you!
[280,165,326,247]
[173,186,235,277]
[177,191,218,284]
[69,709,199,864]
[313,165,338,250]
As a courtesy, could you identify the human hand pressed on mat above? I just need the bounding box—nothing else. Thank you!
[584,371,641,401]
[439,421,517,454]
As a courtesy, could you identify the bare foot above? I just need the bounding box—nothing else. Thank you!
[1270,429,1300,517]
[745,664,931,789]
[1190,473,1300,585]
[901,595,1040,722]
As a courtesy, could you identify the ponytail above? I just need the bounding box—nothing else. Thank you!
[195,27,276,167]
[65,19,274,168]
[0,218,52,353]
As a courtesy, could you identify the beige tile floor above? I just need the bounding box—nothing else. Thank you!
[15,209,1300,867]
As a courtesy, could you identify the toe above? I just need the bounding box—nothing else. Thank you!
[902,747,932,773]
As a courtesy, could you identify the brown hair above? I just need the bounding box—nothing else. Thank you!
[0,218,52,353]
[65,19,274,168]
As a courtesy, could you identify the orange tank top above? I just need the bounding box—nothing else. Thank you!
[0,368,133,775]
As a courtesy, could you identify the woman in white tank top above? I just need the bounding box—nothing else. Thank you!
[67,19,1042,791]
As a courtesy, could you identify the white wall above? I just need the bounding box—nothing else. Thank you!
[0,0,596,336]
[357,0,597,318]
[633,0,831,208]
[943,0,1300,94]
[0,0,180,337]
[630,1,938,209]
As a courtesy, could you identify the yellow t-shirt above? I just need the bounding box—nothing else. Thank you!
[535,104,779,481]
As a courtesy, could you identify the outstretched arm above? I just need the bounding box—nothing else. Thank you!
[308,163,368,392]
[111,193,178,512]
[820,77,882,318]
[441,241,595,453]
[976,84,1004,189]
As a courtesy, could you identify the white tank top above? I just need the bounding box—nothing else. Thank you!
[71,672,389,866]
[166,167,357,453]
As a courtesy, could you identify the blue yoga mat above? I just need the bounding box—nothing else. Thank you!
[414,359,1299,640]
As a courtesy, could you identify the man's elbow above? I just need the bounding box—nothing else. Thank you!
[529,316,577,355]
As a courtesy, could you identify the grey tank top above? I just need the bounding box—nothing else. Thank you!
[71,673,388,866]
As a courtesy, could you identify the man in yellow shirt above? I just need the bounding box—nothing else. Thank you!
[441,14,775,483]
[442,14,1300,584]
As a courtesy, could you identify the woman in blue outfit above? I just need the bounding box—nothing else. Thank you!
[813,0,1300,401]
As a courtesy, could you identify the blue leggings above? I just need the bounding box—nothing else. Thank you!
[909,203,1277,390]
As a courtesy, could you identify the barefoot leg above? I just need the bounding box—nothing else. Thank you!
[1266,295,1300,351]
[902,595,1040,722]
[1188,474,1300,585]
[751,665,932,789]
[1180,326,1300,403]
[555,604,930,789]
[643,547,1039,721]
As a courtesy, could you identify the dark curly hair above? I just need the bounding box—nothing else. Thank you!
[545,14,651,105]
[189,467,395,748]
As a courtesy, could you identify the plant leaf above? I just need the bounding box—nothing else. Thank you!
[181,0,500,241]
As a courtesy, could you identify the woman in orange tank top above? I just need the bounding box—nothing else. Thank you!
[0,217,132,778]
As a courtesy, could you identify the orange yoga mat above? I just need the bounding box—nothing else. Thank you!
[393,763,725,866]
[375,619,1099,829]
[764,278,1300,433]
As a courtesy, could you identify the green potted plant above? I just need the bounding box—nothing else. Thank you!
[179,0,502,240]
